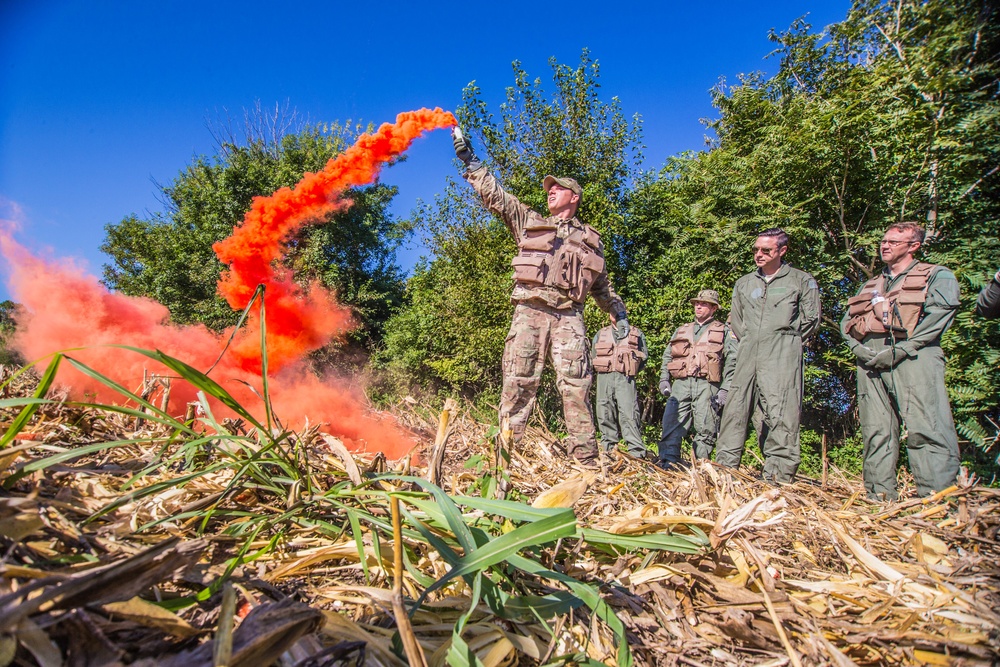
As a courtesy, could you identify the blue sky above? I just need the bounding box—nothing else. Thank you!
[0,0,851,303]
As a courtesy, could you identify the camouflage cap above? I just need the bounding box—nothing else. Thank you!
[691,289,720,306]
[543,175,582,201]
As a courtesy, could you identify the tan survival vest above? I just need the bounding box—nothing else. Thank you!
[845,263,936,341]
[592,327,645,376]
[510,219,606,304]
[666,321,725,383]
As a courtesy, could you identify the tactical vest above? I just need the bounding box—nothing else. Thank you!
[510,219,606,304]
[592,327,644,376]
[845,262,936,341]
[666,321,725,383]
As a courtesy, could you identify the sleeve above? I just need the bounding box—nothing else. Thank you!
[636,329,649,372]
[720,324,738,392]
[839,298,868,357]
[587,261,627,318]
[590,330,600,363]
[975,271,1000,320]
[463,165,532,242]
[799,273,822,340]
[659,332,674,385]
[729,279,746,341]
[898,267,960,355]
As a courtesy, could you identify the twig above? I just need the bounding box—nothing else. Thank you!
[427,398,457,487]
[213,582,236,667]
[760,585,803,667]
[821,433,828,489]
[390,493,427,667]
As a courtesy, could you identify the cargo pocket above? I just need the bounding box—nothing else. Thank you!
[559,349,587,379]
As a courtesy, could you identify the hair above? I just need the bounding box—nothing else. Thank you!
[758,227,789,249]
[886,221,926,244]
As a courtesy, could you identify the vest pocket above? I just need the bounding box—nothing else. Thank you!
[667,358,687,379]
[512,255,547,285]
[519,226,557,252]
[705,353,722,383]
[847,293,870,317]
[670,340,691,357]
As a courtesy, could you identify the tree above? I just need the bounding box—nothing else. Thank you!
[101,109,407,348]
[379,51,644,402]
[623,0,999,460]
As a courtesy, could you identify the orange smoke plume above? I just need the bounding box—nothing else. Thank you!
[0,108,457,458]
[214,108,456,372]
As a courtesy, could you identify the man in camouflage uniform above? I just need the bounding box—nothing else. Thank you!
[452,129,628,463]
[715,229,822,483]
[840,222,961,500]
[591,316,648,458]
[657,289,734,467]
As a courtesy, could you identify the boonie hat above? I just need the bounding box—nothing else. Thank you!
[543,175,582,200]
[691,289,720,306]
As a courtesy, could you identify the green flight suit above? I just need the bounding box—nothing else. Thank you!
[715,264,822,483]
[658,319,736,462]
[840,260,961,500]
[976,271,1000,319]
[592,326,648,457]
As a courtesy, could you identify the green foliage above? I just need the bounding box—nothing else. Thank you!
[382,1,998,478]
[379,50,644,396]
[101,116,407,349]
[0,300,23,365]
[624,0,1000,456]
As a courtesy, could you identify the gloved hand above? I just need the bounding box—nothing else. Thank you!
[658,379,671,397]
[451,127,479,168]
[711,389,729,414]
[615,317,630,340]
[853,345,877,365]
[867,347,909,370]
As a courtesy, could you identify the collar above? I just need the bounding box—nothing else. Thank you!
[883,258,920,280]
[756,262,790,281]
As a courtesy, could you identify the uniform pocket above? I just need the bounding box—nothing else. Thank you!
[559,349,587,379]
[512,255,547,285]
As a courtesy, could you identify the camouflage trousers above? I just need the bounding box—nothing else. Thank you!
[500,302,598,461]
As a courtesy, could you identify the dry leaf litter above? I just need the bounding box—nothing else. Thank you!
[1,365,998,666]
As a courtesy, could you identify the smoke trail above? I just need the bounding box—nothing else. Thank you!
[0,108,456,458]
[214,108,457,372]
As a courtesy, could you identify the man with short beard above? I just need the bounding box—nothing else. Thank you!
[714,228,822,483]
[452,128,628,465]
[841,222,961,500]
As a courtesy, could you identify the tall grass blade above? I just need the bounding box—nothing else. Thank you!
[1,354,61,450]
[413,509,576,609]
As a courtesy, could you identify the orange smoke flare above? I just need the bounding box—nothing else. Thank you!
[0,108,457,458]
[213,107,456,372]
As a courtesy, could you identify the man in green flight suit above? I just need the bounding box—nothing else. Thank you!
[840,222,961,500]
[715,228,822,483]
[592,315,648,458]
[657,289,735,467]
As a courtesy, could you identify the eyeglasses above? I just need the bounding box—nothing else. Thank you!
[879,239,917,247]
[753,246,777,255]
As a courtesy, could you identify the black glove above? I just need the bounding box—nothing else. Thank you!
[711,389,729,414]
[451,128,479,168]
[658,379,671,397]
